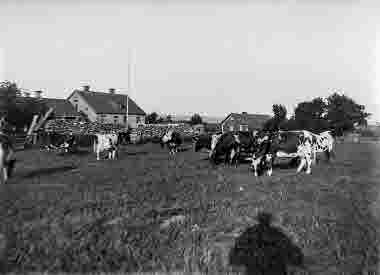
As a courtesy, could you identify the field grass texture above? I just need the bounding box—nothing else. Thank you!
[0,142,379,274]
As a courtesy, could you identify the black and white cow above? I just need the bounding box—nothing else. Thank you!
[93,132,119,160]
[193,132,223,158]
[160,130,183,155]
[310,130,335,163]
[250,130,315,176]
[210,132,241,165]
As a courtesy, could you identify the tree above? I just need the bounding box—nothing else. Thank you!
[189,113,202,125]
[292,97,329,132]
[0,81,48,131]
[166,115,172,123]
[145,112,158,124]
[273,104,287,121]
[325,92,370,136]
[263,104,287,131]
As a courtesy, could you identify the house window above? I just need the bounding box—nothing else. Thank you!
[229,125,234,132]
[136,116,141,123]
[114,115,119,119]
[240,124,249,132]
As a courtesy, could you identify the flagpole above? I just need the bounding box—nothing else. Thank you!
[126,48,131,131]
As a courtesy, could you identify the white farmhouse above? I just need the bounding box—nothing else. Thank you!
[67,86,146,128]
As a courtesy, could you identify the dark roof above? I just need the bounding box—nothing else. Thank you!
[42,98,80,117]
[221,112,271,129]
[73,90,146,115]
[14,96,80,117]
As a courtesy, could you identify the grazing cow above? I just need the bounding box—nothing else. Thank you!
[160,130,182,155]
[93,133,118,160]
[193,132,222,158]
[210,132,241,165]
[117,131,130,145]
[211,131,260,165]
[250,130,314,176]
[0,133,16,184]
[229,212,304,275]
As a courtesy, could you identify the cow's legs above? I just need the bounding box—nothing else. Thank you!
[2,166,7,184]
[266,166,273,176]
[229,149,236,166]
[251,158,258,177]
[296,157,306,173]
[305,153,312,174]
[324,150,331,162]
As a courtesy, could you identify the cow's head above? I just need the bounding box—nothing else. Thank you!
[162,130,173,143]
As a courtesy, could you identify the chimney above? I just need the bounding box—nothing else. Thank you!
[32,90,42,98]
[109,88,116,94]
[82,85,90,92]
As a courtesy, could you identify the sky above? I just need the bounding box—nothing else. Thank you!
[1,0,380,122]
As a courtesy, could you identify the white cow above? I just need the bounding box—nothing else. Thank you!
[93,133,119,160]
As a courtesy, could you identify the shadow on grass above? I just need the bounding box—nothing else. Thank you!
[18,165,78,179]
[125,151,149,156]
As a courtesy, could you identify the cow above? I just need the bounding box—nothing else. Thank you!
[250,130,315,176]
[210,132,241,166]
[277,130,335,164]
[193,132,222,158]
[0,133,16,184]
[93,132,119,160]
[160,130,183,155]
[311,130,335,163]
[210,131,261,166]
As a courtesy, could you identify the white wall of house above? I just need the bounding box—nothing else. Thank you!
[68,92,98,122]
[67,91,145,128]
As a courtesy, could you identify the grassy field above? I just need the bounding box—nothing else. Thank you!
[1,141,380,274]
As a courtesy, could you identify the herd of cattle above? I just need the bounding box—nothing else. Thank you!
[0,127,335,183]
[193,129,335,176]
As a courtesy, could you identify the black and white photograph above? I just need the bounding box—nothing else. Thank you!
[1,0,380,274]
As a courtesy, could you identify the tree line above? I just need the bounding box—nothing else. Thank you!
[263,92,370,136]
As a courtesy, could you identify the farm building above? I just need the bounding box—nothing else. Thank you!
[220,112,270,133]
[67,86,146,128]
[43,98,82,120]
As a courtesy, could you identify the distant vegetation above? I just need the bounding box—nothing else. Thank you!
[0,81,48,131]
[263,93,370,136]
